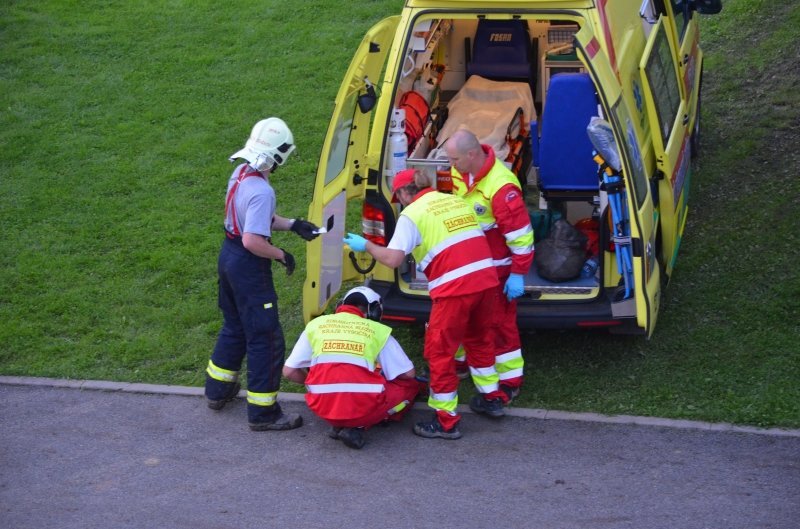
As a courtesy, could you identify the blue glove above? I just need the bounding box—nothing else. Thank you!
[503,273,525,301]
[343,232,367,252]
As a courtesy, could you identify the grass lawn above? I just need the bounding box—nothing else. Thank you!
[1,0,798,428]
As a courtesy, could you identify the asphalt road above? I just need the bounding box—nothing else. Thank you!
[1,380,798,529]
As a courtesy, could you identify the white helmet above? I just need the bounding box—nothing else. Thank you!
[229,117,296,172]
[338,286,383,321]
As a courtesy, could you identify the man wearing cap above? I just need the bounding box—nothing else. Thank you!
[344,169,507,440]
[445,129,534,404]
[204,117,320,431]
[283,286,421,449]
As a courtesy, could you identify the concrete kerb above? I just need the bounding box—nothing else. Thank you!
[2,375,799,438]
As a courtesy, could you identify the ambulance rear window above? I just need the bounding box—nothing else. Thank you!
[644,24,681,147]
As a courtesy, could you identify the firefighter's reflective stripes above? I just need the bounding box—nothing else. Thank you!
[247,390,277,406]
[306,383,385,394]
[387,399,410,415]
[492,257,513,267]
[428,389,458,414]
[418,229,484,270]
[496,349,524,381]
[427,258,494,291]
[469,365,500,394]
[206,360,239,383]
[310,354,372,370]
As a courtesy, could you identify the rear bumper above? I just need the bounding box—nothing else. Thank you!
[370,280,643,334]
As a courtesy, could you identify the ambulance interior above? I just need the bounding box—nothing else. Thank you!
[387,17,618,302]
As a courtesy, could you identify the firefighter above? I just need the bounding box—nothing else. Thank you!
[282,286,421,449]
[444,129,534,404]
[204,117,320,431]
[344,169,507,440]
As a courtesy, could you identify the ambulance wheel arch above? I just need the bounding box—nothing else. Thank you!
[303,16,401,324]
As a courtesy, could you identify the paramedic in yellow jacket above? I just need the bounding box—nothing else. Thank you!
[445,129,534,403]
[344,169,507,440]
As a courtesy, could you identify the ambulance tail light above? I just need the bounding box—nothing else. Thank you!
[362,202,387,246]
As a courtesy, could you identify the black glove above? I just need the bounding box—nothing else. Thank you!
[278,249,295,276]
[290,219,320,241]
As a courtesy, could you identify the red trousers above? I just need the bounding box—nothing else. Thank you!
[425,288,504,430]
[491,279,524,390]
[453,281,524,400]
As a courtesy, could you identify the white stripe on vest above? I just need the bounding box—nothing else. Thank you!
[306,383,385,394]
[427,258,495,290]
[418,229,484,271]
[310,354,372,370]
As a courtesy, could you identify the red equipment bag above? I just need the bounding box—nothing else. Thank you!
[574,217,600,257]
[398,90,429,153]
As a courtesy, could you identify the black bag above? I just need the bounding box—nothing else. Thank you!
[535,219,588,282]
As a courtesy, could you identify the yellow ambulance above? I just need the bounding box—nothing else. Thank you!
[303,0,721,336]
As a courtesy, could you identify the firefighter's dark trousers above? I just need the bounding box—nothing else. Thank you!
[205,237,286,424]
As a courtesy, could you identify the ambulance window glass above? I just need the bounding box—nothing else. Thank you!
[612,101,648,207]
[670,0,689,39]
[325,96,357,185]
[644,24,681,147]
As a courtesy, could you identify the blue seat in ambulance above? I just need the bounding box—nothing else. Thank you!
[465,19,535,87]
[534,72,600,198]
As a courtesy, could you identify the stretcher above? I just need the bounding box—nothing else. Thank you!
[426,75,536,176]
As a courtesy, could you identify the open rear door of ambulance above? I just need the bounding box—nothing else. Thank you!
[666,0,720,162]
[303,16,399,323]
[575,23,661,336]
[639,16,691,280]
[668,0,702,150]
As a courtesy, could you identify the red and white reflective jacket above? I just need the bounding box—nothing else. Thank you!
[451,146,534,279]
[401,189,499,299]
[303,307,393,423]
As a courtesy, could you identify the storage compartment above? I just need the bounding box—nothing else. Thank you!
[386,17,610,302]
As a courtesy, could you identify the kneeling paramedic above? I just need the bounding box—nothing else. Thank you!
[204,117,320,431]
[282,287,421,449]
[344,169,507,440]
